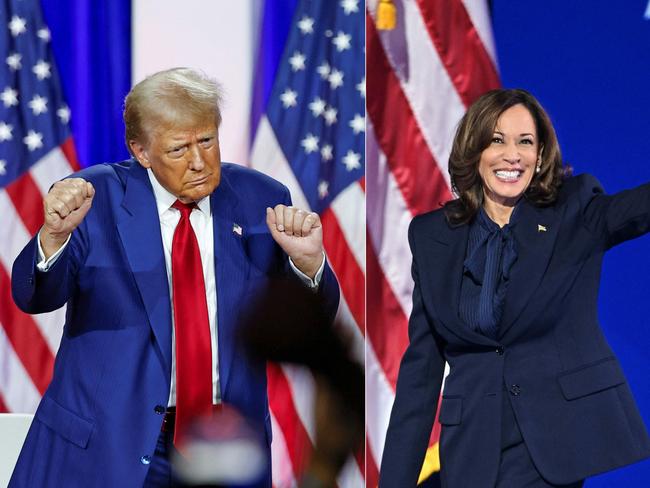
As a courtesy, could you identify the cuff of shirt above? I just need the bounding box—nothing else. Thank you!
[289,252,326,290]
[36,230,71,271]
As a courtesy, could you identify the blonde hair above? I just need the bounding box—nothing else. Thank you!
[123,68,223,154]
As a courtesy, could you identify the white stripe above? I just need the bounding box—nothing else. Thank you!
[270,411,298,488]
[250,116,310,211]
[0,190,31,272]
[31,310,64,356]
[0,325,41,413]
[29,147,76,195]
[0,189,65,354]
[366,341,396,470]
[366,124,414,318]
[338,455,365,488]
[330,181,365,274]
[461,0,499,67]
[369,0,467,187]
[281,365,316,442]
[335,294,364,365]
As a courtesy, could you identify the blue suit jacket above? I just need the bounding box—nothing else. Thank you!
[380,174,650,487]
[10,159,339,487]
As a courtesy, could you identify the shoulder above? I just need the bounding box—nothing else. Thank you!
[410,207,451,232]
[220,162,289,198]
[66,159,134,189]
[555,173,605,208]
[409,207,450,244]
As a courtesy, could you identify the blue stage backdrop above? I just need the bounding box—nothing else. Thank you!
[493,1,650,486]
[40,0,131,168]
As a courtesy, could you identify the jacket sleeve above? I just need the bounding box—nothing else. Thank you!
[577,173,650,250]
[11,223,88,314]
[379,218,446,488]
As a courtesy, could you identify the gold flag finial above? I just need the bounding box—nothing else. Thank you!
[377,0,397,31]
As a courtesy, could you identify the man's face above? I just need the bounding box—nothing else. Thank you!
[131,121,221,203]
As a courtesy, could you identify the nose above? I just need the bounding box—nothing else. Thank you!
[502,141,520,163]
[187,145,205,171]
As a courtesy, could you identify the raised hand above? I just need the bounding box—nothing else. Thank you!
[40,178,95,258]
[266,204,324,279]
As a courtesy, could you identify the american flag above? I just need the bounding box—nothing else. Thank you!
[0,0,78,413]
[365,0,499,486]
[250,1,365,487]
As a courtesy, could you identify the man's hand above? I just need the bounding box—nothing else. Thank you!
[266,204,324,279]
[40,178,95,259]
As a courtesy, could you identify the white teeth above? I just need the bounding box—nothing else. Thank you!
[495,170,521,181]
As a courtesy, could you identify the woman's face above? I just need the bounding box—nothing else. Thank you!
[478,104,539,208]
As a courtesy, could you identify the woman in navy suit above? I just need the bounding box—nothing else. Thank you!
[379,89,650,487]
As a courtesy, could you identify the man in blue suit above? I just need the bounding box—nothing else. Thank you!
[10,68,339,487]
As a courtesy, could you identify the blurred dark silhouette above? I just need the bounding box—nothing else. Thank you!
[172,278,363,488]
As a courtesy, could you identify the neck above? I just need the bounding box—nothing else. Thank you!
[482,197,516,228]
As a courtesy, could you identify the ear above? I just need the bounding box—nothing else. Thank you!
[129,140,151,169]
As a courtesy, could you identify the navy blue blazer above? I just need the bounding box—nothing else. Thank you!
[379,174,650,487]
[10,159,339,487]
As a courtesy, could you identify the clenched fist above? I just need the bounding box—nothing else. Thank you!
[40,178,95,259]
[266,204,324,279]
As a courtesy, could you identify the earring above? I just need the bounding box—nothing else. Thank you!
[536,165,541,173]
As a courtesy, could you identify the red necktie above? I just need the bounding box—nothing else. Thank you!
[171,200,213,447]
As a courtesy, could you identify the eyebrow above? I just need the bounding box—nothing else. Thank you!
[493,130,535,137]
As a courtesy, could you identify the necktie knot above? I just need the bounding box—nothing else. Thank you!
[172,200,195,219]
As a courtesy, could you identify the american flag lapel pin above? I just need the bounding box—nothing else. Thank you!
[538,224,547,232]
[232,223,243,236]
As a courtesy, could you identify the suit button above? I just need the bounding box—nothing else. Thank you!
[510,384,521,396]
[140,455,151,465]
[495,346,504,355]
[28,277,34,284]
[154,405,165,414]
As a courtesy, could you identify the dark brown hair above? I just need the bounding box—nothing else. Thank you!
[444,88,568,226]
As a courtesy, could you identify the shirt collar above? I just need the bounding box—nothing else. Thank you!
[146,168,212,217]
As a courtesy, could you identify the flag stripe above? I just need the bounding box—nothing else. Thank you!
[0,392,7,413]
[366,436,380,488]
[6,173,45,237]
[366,339,397,470]
[0,267,55,396]
[322,208,365,334]
[366,15,452,217]
[29,146,78,195]
[366,241,409,389]
[267,364,313,477]
[0,324,42,412]
[330,181,365,274]
[366,126,415,317]
[414,0,500,108]
[270,411,299,488]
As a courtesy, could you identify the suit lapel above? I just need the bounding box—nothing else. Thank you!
[420,219,495,347]
[210,173,245,400]
[116,162,173,377]
[499,199,562,338]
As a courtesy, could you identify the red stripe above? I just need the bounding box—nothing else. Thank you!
[367,15,453,216]
[321,208,365,335]
[267,364,313,477]
[358,176,365,192]
[61,137,81,171]
[0,267,55,395]
[0,391,8,412]
[415,0,500,108]
[5,172,45,236]
[366,435,380,488]
[366,238,409,389]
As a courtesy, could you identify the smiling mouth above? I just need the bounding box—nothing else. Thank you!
[494,169,523,182]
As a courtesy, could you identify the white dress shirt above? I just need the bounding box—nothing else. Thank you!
[37,168,325,407]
